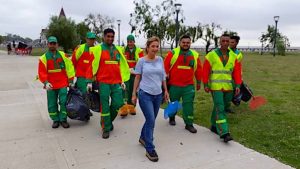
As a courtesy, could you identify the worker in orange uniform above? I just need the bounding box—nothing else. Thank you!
[120,34,144,116]
[202,34,242,142]
[38,36,75,129]
[71,32,96,117]
[86,28,130,139]
[164,35,202,133]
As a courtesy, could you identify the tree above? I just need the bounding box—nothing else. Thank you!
[47,16,79,52]
[130,0,184,55]
[76,22,91,44]
[201,22,221,53]
[84,13,114,42]
[260,25,290,56]
[0,35,3,44]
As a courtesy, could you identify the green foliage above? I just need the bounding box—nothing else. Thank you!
[0,35,3,44]
[130,0,205,51]
[76,22,91,44]
[260,25,290,56]
[47,16,79,52]
[84,13,114,42]
[201,23,221,53]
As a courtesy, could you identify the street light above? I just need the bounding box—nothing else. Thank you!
[175,3,182,47]
[273,16,279,57]
[117,19,121,46]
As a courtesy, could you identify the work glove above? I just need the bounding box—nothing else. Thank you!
[204,87,210,93]
[121,83,126,90]
[87,83,93,92]
[45,82,53,90]
[69,83,75,88]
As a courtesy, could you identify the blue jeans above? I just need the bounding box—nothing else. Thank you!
[138,89,162,152]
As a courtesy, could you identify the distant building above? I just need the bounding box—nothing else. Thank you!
[59,7,66,19]
[39,7,66,47]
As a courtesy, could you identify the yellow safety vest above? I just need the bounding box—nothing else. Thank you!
[169,47,199,72]
[121,46,143,61]
[205,49,237,90]
[89,44,130,82]
[74,44,86,61]
[229,48,243,62]
[40,51,75,79]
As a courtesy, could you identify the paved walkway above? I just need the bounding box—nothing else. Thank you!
[0,53,294,169]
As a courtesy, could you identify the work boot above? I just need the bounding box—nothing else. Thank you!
[146,150,159,162]
[221,133,233,143]
[61,121,70,128]
[102,131,110,139]
[185,125,197,133]
[210,125,218,135]
[52,121,60,128]
[169,117,176,126]
[139,138,145,147]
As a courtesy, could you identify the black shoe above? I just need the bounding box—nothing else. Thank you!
[102,131,110,139]
[169,117,176,126]
[52,121,60,128]
[60,121,70,128]
[88,111,93,116]
[210,125,218,135]
[225,108,234,114]
[139,138,145,146]
[146,150,159,162]
[185,125,197,133]
[221,133,233,143]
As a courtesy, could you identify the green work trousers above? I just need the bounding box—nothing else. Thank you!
[99,83,124,132]
[47,88,68,122]
[76,77,88,94]
[123,74,135,105]
[169,85,195,125]
[210,91,233,137]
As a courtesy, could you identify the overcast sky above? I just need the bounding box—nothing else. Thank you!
[0,0,299,47]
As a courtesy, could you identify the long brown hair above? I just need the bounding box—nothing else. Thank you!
[145,36,160,54]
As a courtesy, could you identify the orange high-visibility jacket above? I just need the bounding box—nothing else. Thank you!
[38,50,75,89]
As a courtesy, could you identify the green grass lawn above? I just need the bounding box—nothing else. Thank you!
[189,52,300,168]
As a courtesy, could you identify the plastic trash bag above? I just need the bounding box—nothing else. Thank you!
[66,87,90,121]
[84,90,101,112]
[164,100,182,119]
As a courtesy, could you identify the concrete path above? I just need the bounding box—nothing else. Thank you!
[0,53,294,169]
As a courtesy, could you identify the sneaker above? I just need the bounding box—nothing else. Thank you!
[185,125,197,133]
[146,150,159,162]
[60,121,70,128]
[88,111,93,116]
[139,138,145,146]
[102,131,110,139]
[52,121,60,128]
[210,125,218,135]
[169,117,176,126]
[221,133,233,143]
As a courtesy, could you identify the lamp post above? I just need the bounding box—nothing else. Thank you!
[273,16,279,57]
[175,3,182,47]
[117,19,121,46]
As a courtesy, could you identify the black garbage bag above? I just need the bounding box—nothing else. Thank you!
[66,87,90,121]
[240,82,253,102]
[84,90,101,112]
[232,82,254,106]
